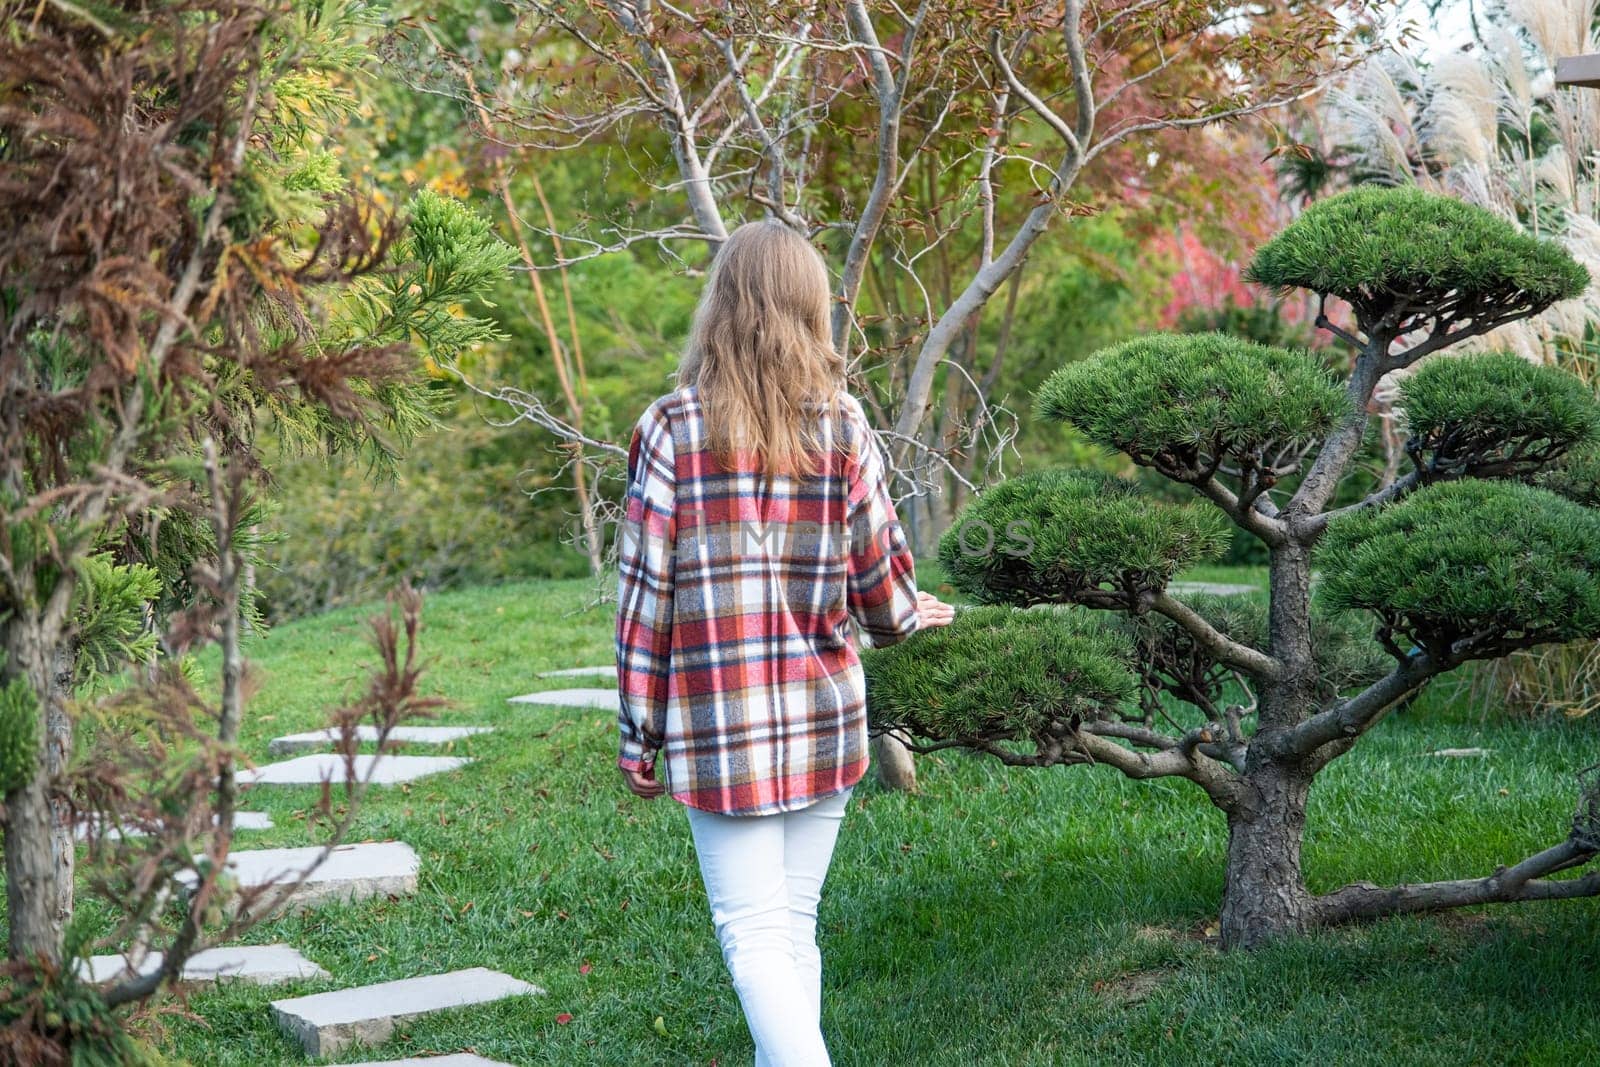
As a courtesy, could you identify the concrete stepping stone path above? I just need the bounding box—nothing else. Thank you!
[268,725,492,757]
[1169,581,1261,597]
[177,841,419,913]
[76,810,273,841]
[270,967,544,1057]
[80,943,327,985]
[507,687,619,712]
[537,664,617,680]
[240,753,469,786]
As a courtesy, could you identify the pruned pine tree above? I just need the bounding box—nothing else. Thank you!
[864,186,1600,949]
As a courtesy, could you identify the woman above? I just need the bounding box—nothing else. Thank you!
[614,218,954,1067]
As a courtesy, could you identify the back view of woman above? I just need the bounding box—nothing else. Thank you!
[614,219,953,1065]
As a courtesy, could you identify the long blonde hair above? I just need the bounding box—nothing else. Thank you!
[678,219,847,478]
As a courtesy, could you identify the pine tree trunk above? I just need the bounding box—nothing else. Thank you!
[872,731,917,791]
[48,641,75,936]
[1219,762,1313,949]
[1216,540,1317,949]
[4,776,60,965]
[3,622,63,966]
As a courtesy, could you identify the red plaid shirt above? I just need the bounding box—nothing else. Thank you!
[614,385,920,815]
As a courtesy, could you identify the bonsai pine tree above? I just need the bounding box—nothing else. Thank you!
[864,186,1600,949]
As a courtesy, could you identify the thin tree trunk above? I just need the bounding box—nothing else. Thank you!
[4,621,62,965]
[448,53,606,577]
[871,731,917,791]
[47,640,74,936]
[4,777,58,964]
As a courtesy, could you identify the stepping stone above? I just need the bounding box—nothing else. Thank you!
[1169,581,1261,597]
[351,1057,515,1066]
[177,841,419,913]
[1427,747,1494,758]
[507,687,619,712]
[240,753,469,786]
[538,664,617,680]
[268,726,492,756]
[76,810,272,840]
[81,943,327,985]
[270,967,544,1057]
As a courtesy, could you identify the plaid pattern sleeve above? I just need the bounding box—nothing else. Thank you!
[615,386,922,816]
[844,397,921,649]
[615,399,677,773]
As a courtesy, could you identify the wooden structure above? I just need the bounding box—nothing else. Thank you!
[1555,54,1600,88]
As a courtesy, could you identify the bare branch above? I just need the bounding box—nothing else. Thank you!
[1149,592,1282,679]
[1314,838,1599,924]
[1074,724,1241,810]
[1272,651,1438,761]
[831,0,918,350]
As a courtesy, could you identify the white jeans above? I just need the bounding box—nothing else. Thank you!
[684,786,854,1067]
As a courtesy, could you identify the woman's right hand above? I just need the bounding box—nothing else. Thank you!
[621,760,667,799]
[914,590,956,630]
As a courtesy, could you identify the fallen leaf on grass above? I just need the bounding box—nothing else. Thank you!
[556,1013,574,1025]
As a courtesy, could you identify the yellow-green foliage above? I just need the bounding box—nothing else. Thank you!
[73,553,162,687]
[0,675,40,795]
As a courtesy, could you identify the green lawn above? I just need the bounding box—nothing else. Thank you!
[103,571,1600,1064]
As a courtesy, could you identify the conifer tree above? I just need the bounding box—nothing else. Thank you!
[866,186,1600,949]
[0,0,513,1049]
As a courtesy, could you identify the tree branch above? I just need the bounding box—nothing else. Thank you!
[1190,473,1288,545]
[1149,592,1282,679]
[1304,470,1421,536]
[890,2,1092,460]
[605,0,728,242]
[1313,838,1599,925]
[832,0,918,350]
[1272,650,1438,760]
[1073,724,1241,810]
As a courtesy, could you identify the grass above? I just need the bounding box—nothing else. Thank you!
[76,568,1600,1064]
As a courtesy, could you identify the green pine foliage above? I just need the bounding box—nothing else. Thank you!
[1120,593,1388,711]
[1318,480,1600,652]
[1244,186,1587,317]
[267,189,518,463]
[936,470,1229,606]
[0,671,40,795]
[863,604,1136,749]
[0,945,178,1067]
[1539,441,1600,507]
[390,187,520,363]
[1400,352,1600,478]
[71,555,162,688]
[1034,332,1345,477]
